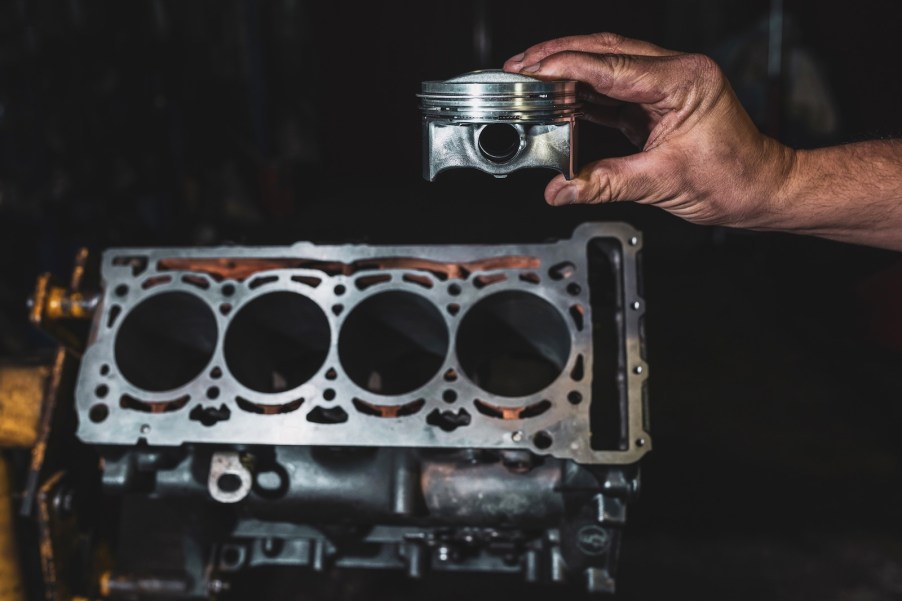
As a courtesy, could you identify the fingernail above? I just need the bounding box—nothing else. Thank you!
[521,62,541,74]
[508,52,525,63]
[553,185,578,205]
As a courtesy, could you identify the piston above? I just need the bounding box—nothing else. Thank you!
[419,69,581,181]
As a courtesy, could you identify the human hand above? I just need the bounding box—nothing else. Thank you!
[503,32,796,229]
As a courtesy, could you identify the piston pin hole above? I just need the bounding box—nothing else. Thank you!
[477,124,521,163]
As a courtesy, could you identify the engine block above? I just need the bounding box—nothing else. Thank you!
[72,222,650,596]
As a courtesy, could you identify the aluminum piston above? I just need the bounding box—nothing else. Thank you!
[419,69,581,181]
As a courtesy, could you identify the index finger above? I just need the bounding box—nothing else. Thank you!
[504,32,678,72]
[520,51,721,108]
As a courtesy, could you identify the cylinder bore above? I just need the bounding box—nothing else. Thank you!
[224,292,330,393]
[115,292,218,392]
[456,291,571,397]
[477,123,521,163]
[339,291,449,395]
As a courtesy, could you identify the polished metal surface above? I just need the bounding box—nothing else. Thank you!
[74,222,649,465]
[420,70,579,118]
[419,69,581,180]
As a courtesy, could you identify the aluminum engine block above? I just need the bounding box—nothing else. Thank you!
[72,222,650,595]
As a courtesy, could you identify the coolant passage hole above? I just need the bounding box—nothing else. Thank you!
[478,123,520,163]
[224,292,330,393]
[339,291,449,395]
[114,292,218,392]
[457,291,571,397]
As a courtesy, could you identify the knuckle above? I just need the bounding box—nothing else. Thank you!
[678,53,728,106]
[591,32,625,51]
[541,37,569,56]
[597,53,630,84]
[681,53,724,84]
[545,49,585,73]
[589,170,619,203]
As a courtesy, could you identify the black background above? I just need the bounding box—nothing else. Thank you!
[2,1,902,599]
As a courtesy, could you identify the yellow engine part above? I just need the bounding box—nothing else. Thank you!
[0,365,47,448]
[0,459,25,601]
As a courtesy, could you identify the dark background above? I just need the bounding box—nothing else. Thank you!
[2,1,902,599]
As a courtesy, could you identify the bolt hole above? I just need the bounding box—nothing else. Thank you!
[323,388,336,401]
[210,367,223,379]
[217,473,243,493]
[95,384,109,398]
[567,391,582,405]
[222,284,235,297]
[442,390,457,403]
[448,283,462,296]
[207,387,220,400]
[99,364,110,376]
[533,430,553,450]
[114,284,129,297]
[335,284,346,296]
[89,404,109,423]
[567,283,581,295]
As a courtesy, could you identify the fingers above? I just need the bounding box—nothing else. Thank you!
[517,51,718,108]
[545,152,671,206]
[529,51,668,104]
[503,32,677,72]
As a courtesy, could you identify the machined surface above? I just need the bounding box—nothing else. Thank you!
[419,70,579,120]
[420,69,580,180]
[74,222,649,464]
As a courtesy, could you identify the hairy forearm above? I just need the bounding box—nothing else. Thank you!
[761,139,902,250]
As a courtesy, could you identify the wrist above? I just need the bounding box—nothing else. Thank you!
[741,139,802,231]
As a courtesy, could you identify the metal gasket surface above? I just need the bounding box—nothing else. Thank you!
[75,222,649,464]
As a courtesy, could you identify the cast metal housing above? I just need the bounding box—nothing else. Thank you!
[419,69,581,181]
[69,222,650,594]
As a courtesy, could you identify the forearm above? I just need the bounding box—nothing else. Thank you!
[761,139,902,250]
